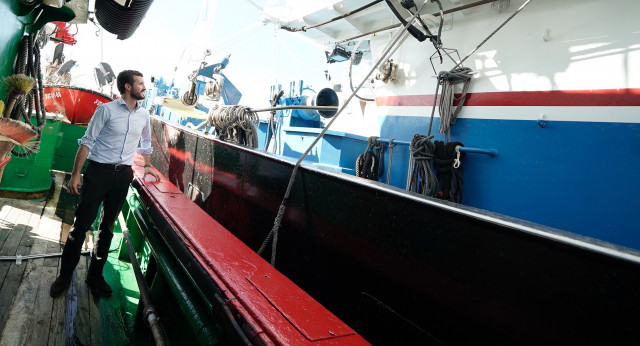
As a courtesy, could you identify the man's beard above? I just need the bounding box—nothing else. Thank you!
[132,91,146,100]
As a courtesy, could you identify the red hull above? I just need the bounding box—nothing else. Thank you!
[43,85,113,124]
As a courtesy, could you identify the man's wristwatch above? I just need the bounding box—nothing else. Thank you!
[144,164,151,168]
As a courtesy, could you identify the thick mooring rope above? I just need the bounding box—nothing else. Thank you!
[407,134,438,196]
[433,140,465,203]
[356,136,384,180]
[10,33,45,157]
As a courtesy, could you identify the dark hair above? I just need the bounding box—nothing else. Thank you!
[116,70,143,94]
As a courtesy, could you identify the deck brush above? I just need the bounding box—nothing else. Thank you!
[0,74,38,168]
[3,74,35,118]
[0,118,37,146]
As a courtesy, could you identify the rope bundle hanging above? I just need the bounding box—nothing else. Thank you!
[356,136,384,180]
[407,133,437,196]
[433,141,465,203]
[425,0,533,138]
[437,67,472,137]
[206,104,259,148]
[10,33,46,157]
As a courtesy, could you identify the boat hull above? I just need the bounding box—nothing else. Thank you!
[149,116,640,345]
[43,85,112,124]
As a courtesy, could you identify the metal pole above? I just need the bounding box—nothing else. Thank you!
[251,105,339,113]
[336,0,498,44]
[119,214,167,346]
[375,138,497,156]
[0,251,89,261]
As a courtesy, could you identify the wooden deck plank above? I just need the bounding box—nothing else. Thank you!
[24,192,62,346]
[0,203,45,345]
[41,175,68,345]
[42,176,66,268]
[0,200,22,259]
[48,264,66,346]
[0,174,105,345]
[25,265,58,346]
[0,199,47,340]
[72,253,92,345]
[0,204,33,333]
[0,259,41,345]
[88,290,104,346]
[0,259,56,346]
[0,200,17,250]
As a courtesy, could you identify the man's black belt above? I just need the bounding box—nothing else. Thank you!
[89,160,131,171]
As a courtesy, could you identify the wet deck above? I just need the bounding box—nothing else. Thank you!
[0,172,102,345]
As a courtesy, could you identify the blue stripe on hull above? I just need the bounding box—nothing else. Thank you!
[378,115,640,250]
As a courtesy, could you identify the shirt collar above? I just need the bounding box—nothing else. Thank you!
[116,97,140,111]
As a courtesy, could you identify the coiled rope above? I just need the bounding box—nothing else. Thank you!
[407,134,438,196]
[206,104,259,148]
[433,140,465,203]
[356,136,384,180]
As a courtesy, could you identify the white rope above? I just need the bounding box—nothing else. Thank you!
[206,104,259,148]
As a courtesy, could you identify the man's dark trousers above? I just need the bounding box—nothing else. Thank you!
[60,161,134,279]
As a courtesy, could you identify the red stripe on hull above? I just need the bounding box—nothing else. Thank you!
[132,156,368,345]
[376,88,640,107]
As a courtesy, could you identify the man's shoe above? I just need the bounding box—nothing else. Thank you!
[49,275,71,298]
[85,276,113,297]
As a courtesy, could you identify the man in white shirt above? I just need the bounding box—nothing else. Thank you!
[50,70,160,298]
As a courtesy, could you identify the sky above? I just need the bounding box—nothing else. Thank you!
[45,0,330,107]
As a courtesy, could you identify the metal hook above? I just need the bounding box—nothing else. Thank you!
[453,145,461,169]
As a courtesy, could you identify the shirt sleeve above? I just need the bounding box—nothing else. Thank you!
[136,115,153,155]
[78,105,108,151]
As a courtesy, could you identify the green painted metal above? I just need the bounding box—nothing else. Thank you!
[125,188,223,345]
[0,116,63,193]
[118,205,146,262]
[0,0,28,99]
[124,192,215,316]
[87,209,141,345]
[51,122,89,172]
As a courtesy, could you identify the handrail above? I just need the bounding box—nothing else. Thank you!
[119,214,167,346]
[375,138,497,156]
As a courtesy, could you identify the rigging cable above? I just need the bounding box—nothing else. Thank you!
[349,39,375,102]
[402,0,444,55]
[257,0,433,267]
[281,0,384,32]
[453,0,531,70]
